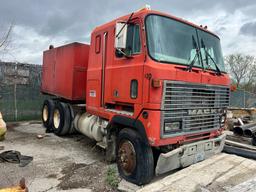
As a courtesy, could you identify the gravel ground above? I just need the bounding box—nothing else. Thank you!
[0,122,119,192]
[1,122,256,192]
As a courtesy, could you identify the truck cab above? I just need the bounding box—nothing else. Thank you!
[41,7,230,185]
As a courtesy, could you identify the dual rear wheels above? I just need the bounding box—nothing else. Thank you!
[42,99,54,129]
[41,99,73,135]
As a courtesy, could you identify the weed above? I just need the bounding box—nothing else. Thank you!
[106,165,120,188]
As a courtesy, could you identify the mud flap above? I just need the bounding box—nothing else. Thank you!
[155,134,226,175]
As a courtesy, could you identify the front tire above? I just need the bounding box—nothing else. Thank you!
[52,102,71,136]
[116,128,154,185]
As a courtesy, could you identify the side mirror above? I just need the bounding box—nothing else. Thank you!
[115,22,127,49]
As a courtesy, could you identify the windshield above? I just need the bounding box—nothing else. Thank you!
[145,14,226,72]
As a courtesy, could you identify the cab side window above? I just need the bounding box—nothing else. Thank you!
[126,24,141,54]
[116,24,141,57]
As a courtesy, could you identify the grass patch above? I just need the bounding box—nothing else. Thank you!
[106,165,120,188]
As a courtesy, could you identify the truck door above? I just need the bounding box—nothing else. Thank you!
[104,20,144,111]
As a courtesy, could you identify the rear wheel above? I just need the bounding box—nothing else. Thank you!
[41,99,54,130]
[116,128,154,185]
[52,102,71,136]
[67,103,76,134]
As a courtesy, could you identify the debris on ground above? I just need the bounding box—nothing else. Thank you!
[36,134,50,139]
[0,150,33,167]
[0,178,28,192]
[37,134,44,139]
[0,112,7,141]
[224,109,256,159]
[2,122,256,192]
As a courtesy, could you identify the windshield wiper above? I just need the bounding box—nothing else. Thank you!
[201,39,222,75]
[187,36,200,72]
[115,12,134,38]
[115,12,134,58]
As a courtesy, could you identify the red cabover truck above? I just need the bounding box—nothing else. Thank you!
[41,6,230,185]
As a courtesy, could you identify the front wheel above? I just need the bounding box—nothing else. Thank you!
[116,128,154,185]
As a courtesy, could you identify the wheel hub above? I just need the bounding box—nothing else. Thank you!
[118,140,136,175]
[42,105,48,122]
[53,109,60,129]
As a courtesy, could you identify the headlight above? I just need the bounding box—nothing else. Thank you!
[164,121,181,133]
[220,115,225,123]
[220,114,226,127]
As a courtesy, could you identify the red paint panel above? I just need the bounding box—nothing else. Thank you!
[41,49,56,93]
[86,79,101,107]
[201,71,230,85]
[41,43,89,101]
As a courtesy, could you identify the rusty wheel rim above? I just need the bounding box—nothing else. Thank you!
[118,140,136,176]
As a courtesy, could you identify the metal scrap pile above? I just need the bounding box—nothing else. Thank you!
[233,122,256,144]
[224,109,256,159]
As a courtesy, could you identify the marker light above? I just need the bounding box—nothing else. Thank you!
[152,79,162,88]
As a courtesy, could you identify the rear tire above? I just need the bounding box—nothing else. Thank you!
[41,99,54,130]
[52,102,71,136]
[116,128,154,185]
[67,103,76,134]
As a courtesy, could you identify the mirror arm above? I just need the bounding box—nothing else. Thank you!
[117,48,133,58]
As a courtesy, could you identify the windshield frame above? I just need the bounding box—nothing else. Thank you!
[144,13,226,73]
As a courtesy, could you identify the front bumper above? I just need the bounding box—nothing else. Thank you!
[155,133,226,175]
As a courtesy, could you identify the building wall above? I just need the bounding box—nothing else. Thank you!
[0,62,42,86]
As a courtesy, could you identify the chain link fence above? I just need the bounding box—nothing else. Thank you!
[230,89,256,108]
[0,84,48,122]
[1,86,256,121]
[0,62,48,122]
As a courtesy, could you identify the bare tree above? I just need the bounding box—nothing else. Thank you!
[246,62,256,84]
[0,24,13,54]
[225,54,255,88]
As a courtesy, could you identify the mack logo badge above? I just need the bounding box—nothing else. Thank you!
[188,109,222,115]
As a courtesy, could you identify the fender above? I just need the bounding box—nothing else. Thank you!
[108,115,149,145]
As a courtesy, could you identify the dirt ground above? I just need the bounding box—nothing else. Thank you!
[1,122,256,192]
[0,122,119,192]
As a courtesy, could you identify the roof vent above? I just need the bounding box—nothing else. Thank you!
[137,4,151,12]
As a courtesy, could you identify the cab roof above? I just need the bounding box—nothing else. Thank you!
[93,8,219,39]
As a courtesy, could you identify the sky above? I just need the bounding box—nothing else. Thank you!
[0,0,256,64]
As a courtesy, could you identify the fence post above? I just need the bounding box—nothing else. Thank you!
[14,83,17,121]
[243,90,246,108]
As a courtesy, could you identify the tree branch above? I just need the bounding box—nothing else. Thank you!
[0,24,13,49]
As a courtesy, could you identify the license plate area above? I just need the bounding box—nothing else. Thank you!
[195,152,205,163]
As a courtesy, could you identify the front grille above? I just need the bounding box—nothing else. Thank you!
[161,81,230,137]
